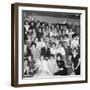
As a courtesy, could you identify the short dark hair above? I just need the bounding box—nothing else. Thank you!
[68,53,73,57]
[50,54,55,58]
[28,55,33,58]
[46,36,50,38]
[54,36,58,39]
[73,48,78,53]
[58,41,63,45]
[24,59,29,64]
[41,22,46,26]
[31,42,36,47]
[52,42,56,46]
[34,37,38,41]
[24,20,29,25]
[64,34,68,38]
[72,34,78,38]
[56,53,62,59]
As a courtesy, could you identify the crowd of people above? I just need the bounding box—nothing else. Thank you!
[23,17,80,78]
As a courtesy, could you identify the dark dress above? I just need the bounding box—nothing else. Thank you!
[54,60,67,75]
[41,47,51,59]
[66,59,73,75]
[37,31,43,41]
[64,46,72,56]
[72,54,80,75]
[27,47,32,56]
[29,59,36,77]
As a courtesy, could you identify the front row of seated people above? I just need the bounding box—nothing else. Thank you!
[24,47,80,77]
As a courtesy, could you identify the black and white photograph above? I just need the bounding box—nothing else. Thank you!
[11,3,87,87]
[23,11,81,78]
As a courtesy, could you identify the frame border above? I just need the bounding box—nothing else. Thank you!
[11,3,88,87]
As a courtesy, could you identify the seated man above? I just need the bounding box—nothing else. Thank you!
[71,34,79,49]
[41,41,51,60]
[57,41,66,56]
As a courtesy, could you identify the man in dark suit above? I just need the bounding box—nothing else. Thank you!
[41,42,51,60]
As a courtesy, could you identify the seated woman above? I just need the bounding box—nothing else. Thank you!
[50,42,57,55]
[54,36,59,46]
[28,55,36,77]
[50,28,58,37]
[57,41,66,56]
[34,37,40,50]
[50,36,55,45]
[24,43,28,57]
[54,53,67,76]
[48,54,58,75]
[37,27,43,41]
[37,37,45,51]
[65,54,75,75]
[24,20,30,34]
[26,34,32,47]
[72,48,80,75]
[30,42,40,61]
[31,28,37,41]
[24,59,29,75]
[34,55,52,77]
[71,34,79,50]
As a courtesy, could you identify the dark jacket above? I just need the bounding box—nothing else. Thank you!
[41,47,51,58]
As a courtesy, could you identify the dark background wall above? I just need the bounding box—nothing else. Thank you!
[23,11,80,25]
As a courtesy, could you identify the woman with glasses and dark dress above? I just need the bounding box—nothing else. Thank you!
[72,48,80,75]
[54,53,67,75]
[30,42,40,61]
[65,53,75,75]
